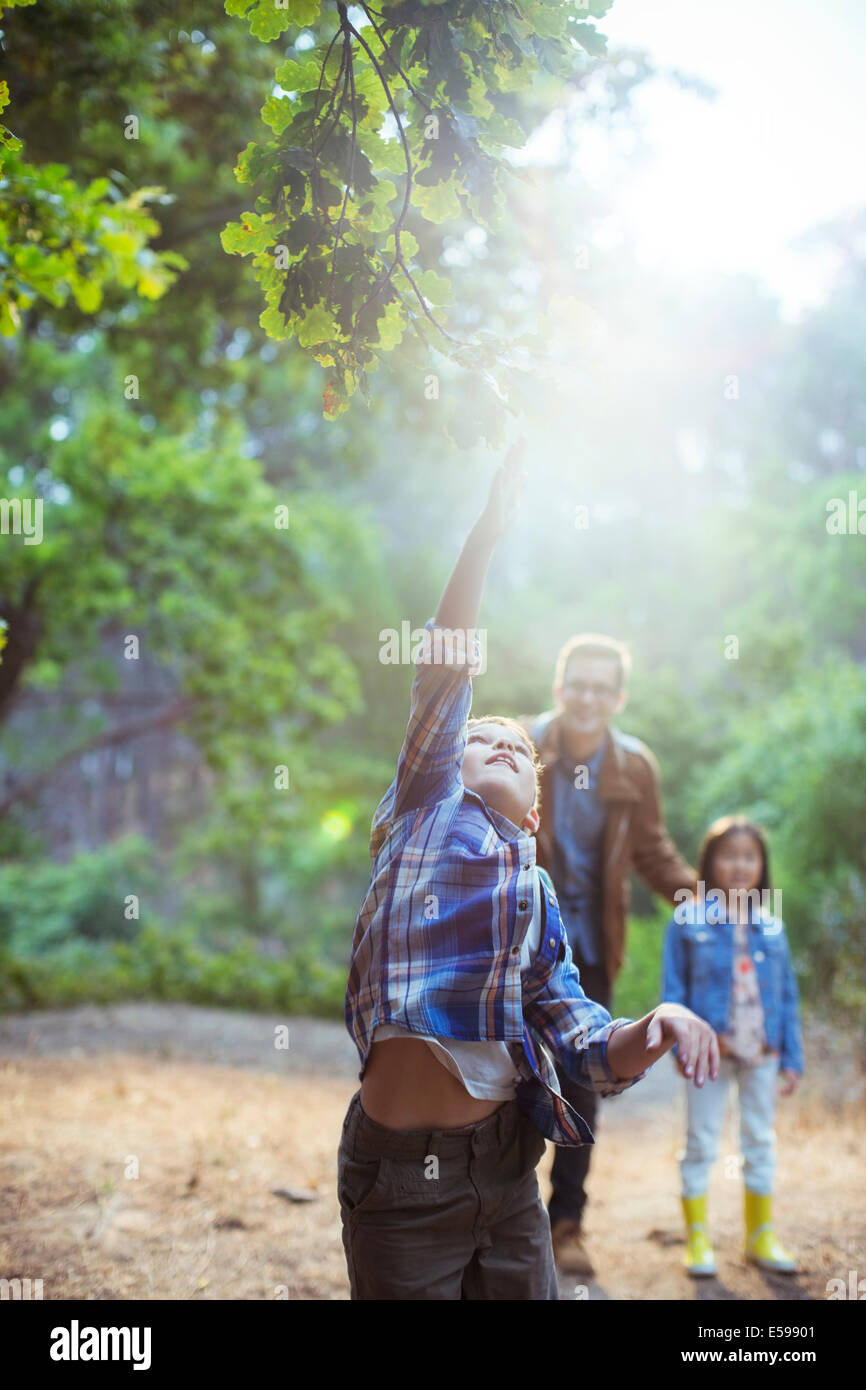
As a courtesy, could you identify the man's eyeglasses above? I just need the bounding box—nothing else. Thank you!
[563,681,619,700]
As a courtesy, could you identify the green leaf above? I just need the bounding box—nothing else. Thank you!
[481,110,527,149]
[250,2,292,42]
[274,57,322,91]
[413,268,453,307]
[281,145,316,173]
[359,178,397,232]
[259,305,290,339]
[355,127,407,175]
[219,211,274,255]
[573,22,608,57]
[520,1,568,41]
[413,178,461,225]
[0,299,20,335]
[221,220,250,255]
[287,0,320,23]
[371,299,406,351]
[297,301,339,347]
[86,175,112,200]
[261,95,295,135]
[384,230,419,260]
[71,277,103,312]
[99,229,139,258]
[450,106,480,141]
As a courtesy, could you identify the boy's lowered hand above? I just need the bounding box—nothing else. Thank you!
[608,1002,720,1086]
[646,1003,720,1086]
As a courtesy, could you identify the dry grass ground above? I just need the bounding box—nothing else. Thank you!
[0,1005,862,1301]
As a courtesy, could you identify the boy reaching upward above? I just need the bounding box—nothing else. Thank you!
[339,443,719,1300]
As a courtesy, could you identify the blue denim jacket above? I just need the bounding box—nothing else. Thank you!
[660,904,805,1074]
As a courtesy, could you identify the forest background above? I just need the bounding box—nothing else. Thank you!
[1,0,864,1040]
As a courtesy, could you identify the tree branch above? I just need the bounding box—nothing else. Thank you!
[360,4,434,114]
[0,697,195,821]
[345,14,415,343]
[328,21,357,307]
[396,251,469,346]
[0,577,43,722]
[312,28,351,158]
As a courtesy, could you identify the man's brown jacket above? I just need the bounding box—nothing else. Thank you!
[522,709,697,985]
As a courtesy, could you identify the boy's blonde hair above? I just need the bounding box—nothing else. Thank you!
[466,715,542,810]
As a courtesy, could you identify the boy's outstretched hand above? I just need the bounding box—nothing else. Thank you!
[645,1002,720,1086]
[476,438,527,543]
[433,438,528,633]
[607,1001,720,1085]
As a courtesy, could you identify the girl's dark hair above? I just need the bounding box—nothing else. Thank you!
[697,815,771,894]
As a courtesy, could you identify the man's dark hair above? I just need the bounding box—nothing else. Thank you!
[554,633,632,694]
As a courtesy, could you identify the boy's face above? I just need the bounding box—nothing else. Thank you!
[556,654,626,740]
[461,723,539,833]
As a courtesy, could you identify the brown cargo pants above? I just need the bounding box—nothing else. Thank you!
[337,1089,559,1300]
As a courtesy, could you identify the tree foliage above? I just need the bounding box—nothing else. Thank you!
[1,1,863,1029]
[0,68,186,334]
[0,0,389,872]
[222,0,613,418]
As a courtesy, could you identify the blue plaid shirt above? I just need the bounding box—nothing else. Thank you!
[345,620,647,1146]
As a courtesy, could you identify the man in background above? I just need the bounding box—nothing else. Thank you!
[524,634,697,1277]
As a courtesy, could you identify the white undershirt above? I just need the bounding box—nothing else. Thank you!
[371,870,542,1100]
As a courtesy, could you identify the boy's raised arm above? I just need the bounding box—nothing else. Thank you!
[433,439,526,632]
[377,441,527,831]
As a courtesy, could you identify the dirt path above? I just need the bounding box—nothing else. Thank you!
[0,1004,862,1301]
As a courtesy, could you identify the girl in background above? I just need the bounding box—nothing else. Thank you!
[661,816,804,1277]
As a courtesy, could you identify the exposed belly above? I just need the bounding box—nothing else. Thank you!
[360,1037,505,1130]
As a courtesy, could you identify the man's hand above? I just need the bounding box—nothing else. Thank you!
[476,438,526,543]
[645,1002,720,1086]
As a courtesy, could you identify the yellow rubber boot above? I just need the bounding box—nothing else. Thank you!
[744,1189,797,1272]
[681,1194,717,1277]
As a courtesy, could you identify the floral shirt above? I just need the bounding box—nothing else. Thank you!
[720,919,771,1064]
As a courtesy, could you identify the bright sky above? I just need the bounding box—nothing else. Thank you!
[592,0,866,319]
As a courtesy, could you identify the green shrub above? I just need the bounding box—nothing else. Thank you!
[0,836,158,953]
[0,924,346,1018]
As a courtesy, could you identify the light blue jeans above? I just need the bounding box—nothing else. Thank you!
[680,1053,779,1197]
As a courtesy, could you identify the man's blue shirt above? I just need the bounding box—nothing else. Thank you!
[550,740,607,967]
